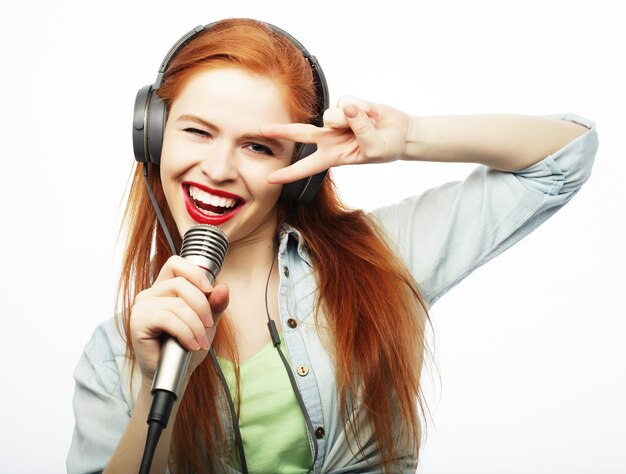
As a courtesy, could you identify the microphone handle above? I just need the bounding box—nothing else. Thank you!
[151,265,216,397]
[152,339,193,396]
[151,223,227,399]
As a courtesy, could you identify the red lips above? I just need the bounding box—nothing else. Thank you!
[182,181,245,226]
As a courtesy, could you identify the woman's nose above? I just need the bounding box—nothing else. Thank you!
[199,145,238,182]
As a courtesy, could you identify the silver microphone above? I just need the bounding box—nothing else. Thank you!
[151,224,228,398]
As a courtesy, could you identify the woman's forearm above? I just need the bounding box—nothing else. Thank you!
[405,114,590,171]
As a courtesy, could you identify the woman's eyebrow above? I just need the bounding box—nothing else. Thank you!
[175,114,218,131]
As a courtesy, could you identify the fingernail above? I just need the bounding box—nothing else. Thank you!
[200,335,210,350]
[368,107,380,117]
[344,104,359,119]
[203,278,213,293]
[204,314,214,328]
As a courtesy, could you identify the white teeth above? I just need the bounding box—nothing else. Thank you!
[197,208,222,216]
[188,185,238,208]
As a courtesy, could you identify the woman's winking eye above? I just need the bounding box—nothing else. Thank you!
[183,127,211,138]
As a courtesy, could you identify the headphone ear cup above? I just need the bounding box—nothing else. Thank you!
[280,143,327,204]
[133,85,152,163]
[146,92,168,166]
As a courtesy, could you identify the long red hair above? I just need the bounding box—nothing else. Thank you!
[117,18,430,473]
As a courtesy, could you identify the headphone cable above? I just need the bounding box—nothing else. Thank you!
[143,164,176,255]
[140,163,317,472]
[138,164,176,474]
[264,252,319,473]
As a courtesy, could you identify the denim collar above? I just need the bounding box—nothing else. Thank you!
[277,223,313,267]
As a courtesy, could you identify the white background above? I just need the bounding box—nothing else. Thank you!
[1,0,624,472]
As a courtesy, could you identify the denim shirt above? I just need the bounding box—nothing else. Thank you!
[67,114,598,473]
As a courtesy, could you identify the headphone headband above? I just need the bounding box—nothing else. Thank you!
[133,20,329,204]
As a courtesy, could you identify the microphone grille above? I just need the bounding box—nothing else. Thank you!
[180,225,228,284]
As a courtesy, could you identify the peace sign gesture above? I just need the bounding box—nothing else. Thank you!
[261,96,413,184]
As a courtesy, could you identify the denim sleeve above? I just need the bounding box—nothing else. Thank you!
[369,114,598,306]
[66,319,134,474]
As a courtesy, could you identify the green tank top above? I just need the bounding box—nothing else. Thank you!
[218,336,313,472]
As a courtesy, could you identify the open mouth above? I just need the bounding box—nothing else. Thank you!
[183,182,245,224]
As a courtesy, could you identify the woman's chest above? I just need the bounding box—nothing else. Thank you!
[224,285,282,362]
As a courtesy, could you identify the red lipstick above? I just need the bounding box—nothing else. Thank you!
[183,181,245,226]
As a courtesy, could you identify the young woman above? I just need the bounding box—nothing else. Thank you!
[67,18,598,474]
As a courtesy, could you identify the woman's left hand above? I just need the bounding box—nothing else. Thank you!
[261,96,412,184]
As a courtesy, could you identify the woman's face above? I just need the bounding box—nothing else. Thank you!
[160,67,295,245]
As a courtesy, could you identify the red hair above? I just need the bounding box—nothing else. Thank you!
[117,18,429,473]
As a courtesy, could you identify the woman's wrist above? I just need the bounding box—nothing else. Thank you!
[403,114,426,161]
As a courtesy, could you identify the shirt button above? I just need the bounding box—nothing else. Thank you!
[283,266,289,277]
[315,427,325,439]
[297,365,309,376]
[287,318,298,328]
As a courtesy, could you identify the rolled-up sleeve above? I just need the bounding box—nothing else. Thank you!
[67,320,135,474]
[370,114,598,306]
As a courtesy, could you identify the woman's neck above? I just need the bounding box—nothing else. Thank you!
[217,223,279,287]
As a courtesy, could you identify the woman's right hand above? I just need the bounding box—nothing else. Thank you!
[262,96,412,185]
[129,255,230,391]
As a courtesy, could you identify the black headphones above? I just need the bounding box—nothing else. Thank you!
[132,21,330,205]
